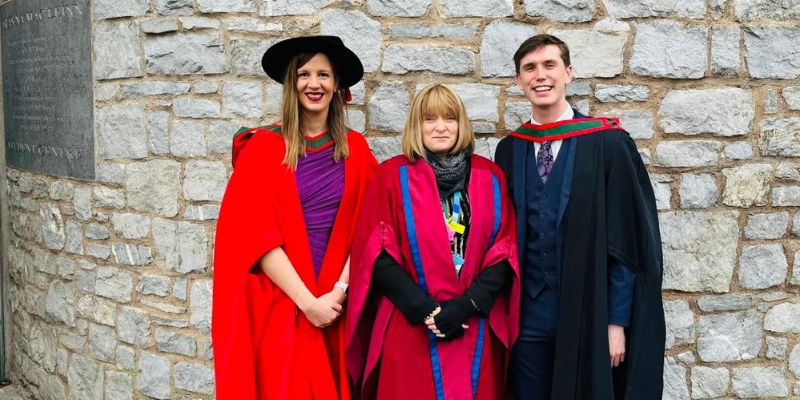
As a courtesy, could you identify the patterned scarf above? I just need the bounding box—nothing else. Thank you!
[424,148,468,198]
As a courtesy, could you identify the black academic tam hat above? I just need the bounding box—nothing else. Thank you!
[262,35,364,89]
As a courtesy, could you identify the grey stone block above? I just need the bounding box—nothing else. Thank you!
[93,187,126,210]
[549,29,626,78]
[155,328,197,357]
[112,244,153,267]
[664,300,694,349]
[111,213,152,240]
[679,173,717,209]
[368,82,409,132]
[367,137,402,163]
[85,223,110,240]
[260,0,334,15]
[145,34,227,75]
[320,10,380,73]
[761,118,800,157]
[118,307,151,346]
[97,104,148,159]
[773,186,800,207]
[121,82,190,99]
[136,352,171,399]
[140,18,179,34]
[595,85,648,102]
[67,355,104,400]
[690,367,729,399]
[190,280,212,333]
[745,28,800,79]
[94,22,143,80]
[208,120,240,154]
[744,212,789,239]
[722,164,773,207]
[137,274,170,297]
[697,294,752,312]
[105,371,133,400]
[658,88,753,136]
[174,362,214,394]
[603,0,705,18]
[505,102,531,130]
[346,110,366,133]
[767,336,788,360]
[97,164,125,184]
[48,181,74,201]
[116,347,135,371]
[152,219,209,274]
[654,141,721,167]
[367,0,432,16]
[784,86,800,110]
[230,39,271,76]
[95,0,148,19]
[650,174,672,211]
[765,303,800,333]
[156,0,194,15]
[65,221,84,255]
[735,0,800,21]
[607,109,653,139]
[148,111,170,156]
[739,244,787,289]
[126,160,182,217]
[40,203,65,250]
[441,0,513,16]
[383,45,474,75]
[171,119,207,156]
[525,0,595,22]
[697,311,762,362]
[388,23,476,39]
[198,0,256,13]
[631,21,707,79]
[76,295,115,326]
[96,267,133,303]
[184,161,227,202]
[660,211,738,292]
[89,323,117,362]
[711,27,740,76]
[790,344,800,377]
[183,205,221,221]
[662,357,689,400]
[481,21,538,78]
[723,141,753,160]
[732,367,788,398]
[223,82,263,118]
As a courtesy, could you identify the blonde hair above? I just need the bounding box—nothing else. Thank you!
[280,52,349,169]
[401,84,475,161]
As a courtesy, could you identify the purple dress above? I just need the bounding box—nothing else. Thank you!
[296,145,345,278]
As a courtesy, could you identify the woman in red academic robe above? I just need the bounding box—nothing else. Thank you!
[212,36,377,400]
[346,84,520,400]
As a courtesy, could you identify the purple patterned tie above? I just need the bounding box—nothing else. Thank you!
[537,141,554,183]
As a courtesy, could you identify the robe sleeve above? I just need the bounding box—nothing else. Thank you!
[481,166,521,349]
[212,131,285,400]
[345,162,404,384]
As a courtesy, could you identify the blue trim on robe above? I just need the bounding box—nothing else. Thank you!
[399,166,446,400]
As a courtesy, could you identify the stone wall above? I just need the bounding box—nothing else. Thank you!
[2,0,800,399]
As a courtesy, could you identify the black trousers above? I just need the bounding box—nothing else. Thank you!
[511,339,556,400]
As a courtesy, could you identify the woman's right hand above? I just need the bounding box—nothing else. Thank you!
[297,292,342,328]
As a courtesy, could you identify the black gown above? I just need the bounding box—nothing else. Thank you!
[495,115,665,400]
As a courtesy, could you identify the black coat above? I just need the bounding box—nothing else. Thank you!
[495,116,665,400]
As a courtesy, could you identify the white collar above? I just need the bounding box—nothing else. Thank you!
[530,102,574,125]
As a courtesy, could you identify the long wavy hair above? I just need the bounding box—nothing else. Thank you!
[280,52,349,169]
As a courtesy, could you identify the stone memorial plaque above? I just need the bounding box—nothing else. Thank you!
[2,0,94,179]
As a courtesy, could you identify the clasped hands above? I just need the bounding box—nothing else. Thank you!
[423,296,475,341]
[297,288,347,329]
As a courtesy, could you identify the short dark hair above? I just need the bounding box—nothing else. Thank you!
[513,34,571,74]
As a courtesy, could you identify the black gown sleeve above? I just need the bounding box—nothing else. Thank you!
[465,260,511,317]
[372,250,438,325]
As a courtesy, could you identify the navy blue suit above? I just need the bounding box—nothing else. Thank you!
[503,114,636,400]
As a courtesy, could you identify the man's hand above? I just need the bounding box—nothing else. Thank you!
[609,324,626,367]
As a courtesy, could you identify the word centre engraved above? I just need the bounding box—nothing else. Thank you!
[2,0,94,180]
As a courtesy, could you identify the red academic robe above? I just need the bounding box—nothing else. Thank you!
[213,125,377,400]
[346,155,520,400]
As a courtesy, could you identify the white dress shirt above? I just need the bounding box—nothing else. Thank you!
[531,102,574,162]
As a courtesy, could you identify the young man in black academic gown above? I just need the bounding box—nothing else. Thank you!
[494,34,665,400]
